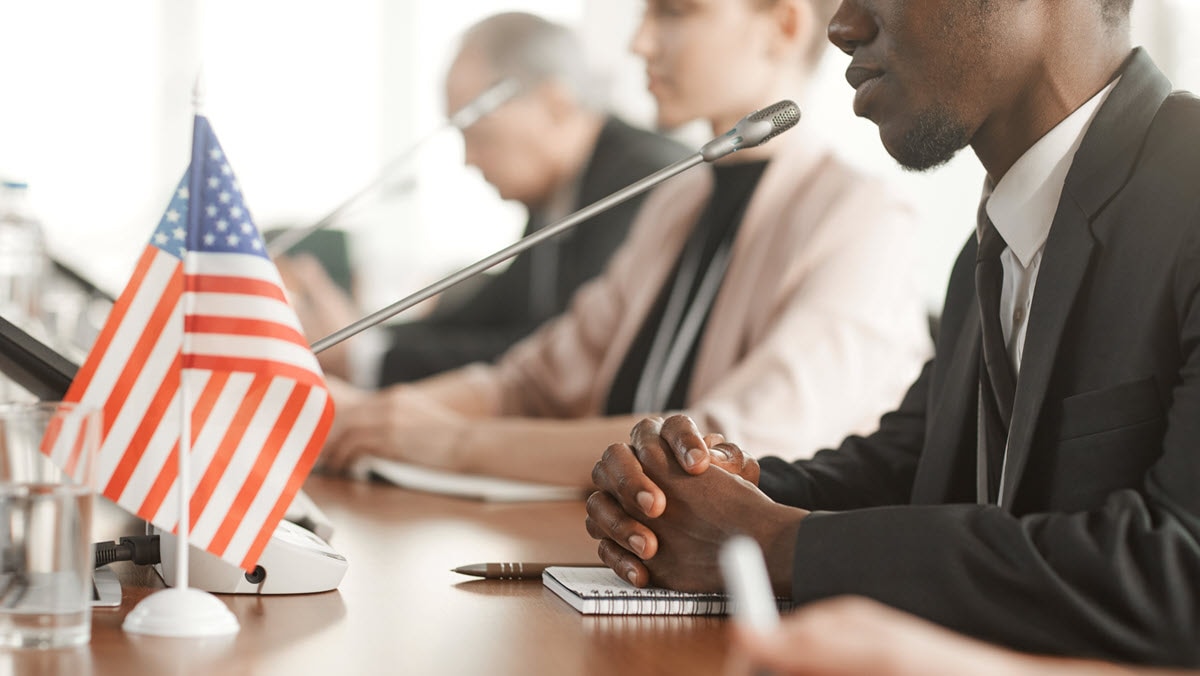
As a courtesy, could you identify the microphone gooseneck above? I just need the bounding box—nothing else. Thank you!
[309,100,802,355]
[267,78,523,258]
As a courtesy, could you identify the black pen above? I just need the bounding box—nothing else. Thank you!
[452,562,595,580]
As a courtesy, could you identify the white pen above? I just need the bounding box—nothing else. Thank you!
[719,535,781,633]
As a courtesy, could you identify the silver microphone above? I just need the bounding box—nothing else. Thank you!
[267,78,523,257]
[700,100,802,162]
[309,100,802,354]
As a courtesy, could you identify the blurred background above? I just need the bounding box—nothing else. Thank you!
[0,0,1196,330]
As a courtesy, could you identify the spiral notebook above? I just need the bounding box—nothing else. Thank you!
[543,566,789,616]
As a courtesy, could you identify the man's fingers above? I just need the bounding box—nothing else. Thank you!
[585,491,659,559]
[709,441,760,484]
[659,415,711,474]
[592,442,666,518]
[597,537,651,587]
[629,417,689,483]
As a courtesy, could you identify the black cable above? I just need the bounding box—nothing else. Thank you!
[93,535,161,569]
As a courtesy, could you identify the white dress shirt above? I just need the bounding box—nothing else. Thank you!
[982,79,1118,373]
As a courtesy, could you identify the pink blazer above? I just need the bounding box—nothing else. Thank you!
[466,124,932,460]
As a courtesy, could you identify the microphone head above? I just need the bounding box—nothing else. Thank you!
[699,100,802,162]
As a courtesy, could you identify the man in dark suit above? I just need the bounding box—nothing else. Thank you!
[585,0,1200,667]
[288,13,687,388]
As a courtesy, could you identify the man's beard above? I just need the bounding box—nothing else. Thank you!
[892,106,973,172]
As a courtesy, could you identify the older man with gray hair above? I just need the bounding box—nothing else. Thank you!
[289,12,687,387]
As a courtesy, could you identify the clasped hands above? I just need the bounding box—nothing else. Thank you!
[586,415,807,597]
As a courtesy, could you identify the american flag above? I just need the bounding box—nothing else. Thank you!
[60,115,334,571]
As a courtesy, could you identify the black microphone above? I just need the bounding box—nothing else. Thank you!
[309,100,802,354]
[267,78,523,257]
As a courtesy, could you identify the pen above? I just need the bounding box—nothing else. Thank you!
[719,536,781,632]
[451,562,595,580]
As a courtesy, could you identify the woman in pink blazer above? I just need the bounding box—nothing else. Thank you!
[320,0,931,488]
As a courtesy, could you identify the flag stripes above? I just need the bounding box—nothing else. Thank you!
[241,397,332,570]
[56,120,335,571]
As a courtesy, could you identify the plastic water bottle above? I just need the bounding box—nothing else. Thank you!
[0,181,47,325]
[0,180,49,401]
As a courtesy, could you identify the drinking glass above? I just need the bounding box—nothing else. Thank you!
[0,401,99,648]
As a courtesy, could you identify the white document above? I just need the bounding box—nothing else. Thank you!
[350,456,586,502]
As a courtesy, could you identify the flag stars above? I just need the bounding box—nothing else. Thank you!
[154,232,169,245]
[210,148,223,160]
[173,227,185,240]
[232,180,240,192]
[165,209,180,223]
[206,205,218,218]
[226,234,240,247]
[251,239,262,251]
[177,187,189,200]
[216,219,229,232]
[221,164,232,176]
[240,221,252,234]
[204,233,216,246]
[219,191,231,204]
[230,206,243,219]
[208,176,220,189]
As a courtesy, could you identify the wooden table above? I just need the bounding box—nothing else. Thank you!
[5,475,730,675]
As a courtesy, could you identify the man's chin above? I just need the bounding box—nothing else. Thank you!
[880,120,970,173]
[893,146,961,173]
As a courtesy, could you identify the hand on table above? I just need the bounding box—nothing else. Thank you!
[725,596,1136,676]
[319,383,465,475]
[585,415,804,595]
[277,254,360,380]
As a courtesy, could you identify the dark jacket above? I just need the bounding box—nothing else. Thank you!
[379,116,688,385]
[757,49,1200,667]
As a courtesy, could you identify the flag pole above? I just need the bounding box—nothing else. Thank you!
[122,70,240,638]
[174,70,205,598]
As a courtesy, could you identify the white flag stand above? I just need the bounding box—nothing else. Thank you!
[121,369,239,636]
[123,73,240,638]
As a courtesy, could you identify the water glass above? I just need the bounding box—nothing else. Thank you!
[0,401,99,648]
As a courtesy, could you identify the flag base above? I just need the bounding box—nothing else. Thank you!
[122,587,240,637]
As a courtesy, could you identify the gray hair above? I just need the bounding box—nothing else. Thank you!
[457,12,604,111]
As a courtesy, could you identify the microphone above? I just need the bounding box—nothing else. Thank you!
[700,100,801,161]
[267,78,523,257]
[309,100,802,355]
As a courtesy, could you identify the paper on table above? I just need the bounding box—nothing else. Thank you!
[349,456,586,502]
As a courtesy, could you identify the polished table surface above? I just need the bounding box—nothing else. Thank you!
[3,475,731,675]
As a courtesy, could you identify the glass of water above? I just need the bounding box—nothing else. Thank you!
[0,401,100,648]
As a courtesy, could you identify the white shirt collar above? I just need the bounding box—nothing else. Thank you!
[983,78,1119,267]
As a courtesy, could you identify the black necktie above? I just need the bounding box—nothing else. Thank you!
[976,216,1015,504]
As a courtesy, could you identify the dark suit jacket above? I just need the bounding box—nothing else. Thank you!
[378,117,688,385]
[757,49,1200,666]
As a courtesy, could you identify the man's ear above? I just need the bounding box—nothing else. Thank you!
[536,79,580,124]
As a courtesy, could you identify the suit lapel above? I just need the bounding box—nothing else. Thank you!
[1000,202,1093,509]
[998,49,1174,509]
